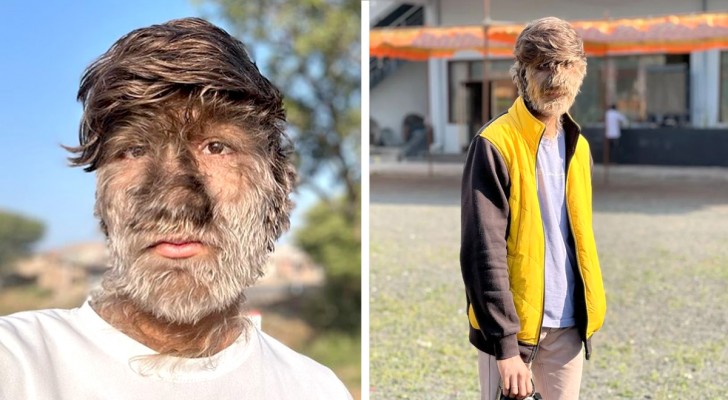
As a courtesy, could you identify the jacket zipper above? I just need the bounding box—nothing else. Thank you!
[530,129,547,363]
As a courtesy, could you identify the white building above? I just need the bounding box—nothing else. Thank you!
[370,0,728,156]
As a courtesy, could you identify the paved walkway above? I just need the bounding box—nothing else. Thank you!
[371,160,728,182]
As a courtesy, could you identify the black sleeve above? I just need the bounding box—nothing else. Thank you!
[460,136,521,360]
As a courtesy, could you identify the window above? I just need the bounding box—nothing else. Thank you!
[612,54,689,125]
[447,59,514,126]
[448,55,691,129]
[448,61,469,124]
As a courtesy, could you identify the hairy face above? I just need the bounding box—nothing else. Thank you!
[524,59,586,117]
[510,17,587,118]
[95,115,276,324]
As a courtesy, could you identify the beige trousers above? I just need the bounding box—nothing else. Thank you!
[478,327,583,400]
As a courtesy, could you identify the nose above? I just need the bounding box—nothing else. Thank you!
[545,73,555,90]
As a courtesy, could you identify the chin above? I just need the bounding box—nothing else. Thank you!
[531,95,575,118]
[145,284,243,325]
[102,240,260,325]
[128,254,241,323]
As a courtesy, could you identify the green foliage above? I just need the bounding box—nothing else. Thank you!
[302,331,361,389]
[201,0,361,212]
[295,196,361,333]
[0,210,45,277]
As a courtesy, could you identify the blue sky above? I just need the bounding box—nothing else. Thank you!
[0,0,327,250]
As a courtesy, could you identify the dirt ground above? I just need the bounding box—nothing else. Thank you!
[370,163,728,399]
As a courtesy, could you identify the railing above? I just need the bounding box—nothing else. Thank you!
[370,4,424,88]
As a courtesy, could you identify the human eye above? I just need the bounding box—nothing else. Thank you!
[201,141,233,155]
[122,145,147,159]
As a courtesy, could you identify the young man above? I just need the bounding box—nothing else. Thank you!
[0,18,351,400]
[604,104,628,164]
[460,17,606,400]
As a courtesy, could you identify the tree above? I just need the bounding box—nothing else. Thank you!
[0,210,45,279]
[295,195,360,332]
[201,0,361,217]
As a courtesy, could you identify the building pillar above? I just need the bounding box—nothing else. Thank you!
[690,49,720,127]
[425,0,450,152]
[604,57,616,106]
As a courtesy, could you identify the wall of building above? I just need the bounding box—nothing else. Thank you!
[440,0,726,26]
[583,127,728,166]
[370,0,400,24]
[371,61,429,140]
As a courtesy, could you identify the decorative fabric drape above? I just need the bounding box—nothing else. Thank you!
[370,13,728,60]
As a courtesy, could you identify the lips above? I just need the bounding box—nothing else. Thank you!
[545,90,567,98]
[150,240,205,259]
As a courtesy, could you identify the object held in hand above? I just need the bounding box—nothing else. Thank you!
[499,391,543,400]
[498,378,543,400]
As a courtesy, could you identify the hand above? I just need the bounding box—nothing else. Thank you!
[496,356,532,399]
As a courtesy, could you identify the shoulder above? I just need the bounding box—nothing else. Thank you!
[479,113,517,143]
[0,308,79,396]
[478,113,523,162]
[0,308,77,357]
[575,133,592,152]
[0,308,74,340]
[254,329,352,399]
[572,134,594,171]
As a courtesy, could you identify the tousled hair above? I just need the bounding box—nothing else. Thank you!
[67,16,295,243]
[510,17,586,98]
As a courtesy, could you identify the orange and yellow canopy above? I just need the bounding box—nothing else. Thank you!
[370,12,728,60]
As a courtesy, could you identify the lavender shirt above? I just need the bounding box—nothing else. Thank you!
[536,130,577,328]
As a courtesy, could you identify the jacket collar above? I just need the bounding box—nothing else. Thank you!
[508,96,581,157]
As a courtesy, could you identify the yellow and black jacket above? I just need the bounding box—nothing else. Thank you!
[460,96,606,362]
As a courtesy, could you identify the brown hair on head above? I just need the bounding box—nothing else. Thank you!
[67,16,289,171]
[510,16,586,98]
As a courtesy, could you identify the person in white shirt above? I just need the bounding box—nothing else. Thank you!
[0,17,351,400]
[604,104,628,164]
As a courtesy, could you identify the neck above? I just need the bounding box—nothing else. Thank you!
[539,115,562,139]
[92,295,246,358]
[524,98,564,139]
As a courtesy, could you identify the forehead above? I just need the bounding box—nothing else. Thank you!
[518,35,584,67]
[529,53,583,66]
[108,105,251,143]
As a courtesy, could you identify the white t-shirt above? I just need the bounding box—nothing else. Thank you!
[536,130,576,328]
[0,302,352,400]
[605,108,627,139]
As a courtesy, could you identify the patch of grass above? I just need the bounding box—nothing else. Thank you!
[371,204,480,399]
[371,176,728,399]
